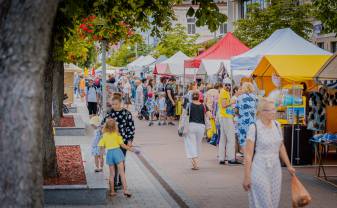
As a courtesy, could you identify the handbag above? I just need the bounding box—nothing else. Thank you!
[178,104,191,137]
[291,175,312,207]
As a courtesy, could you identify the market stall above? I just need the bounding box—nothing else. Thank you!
[184,32,250,87]
[252,54,332,167]
[64,63,82,104]
[127,55,156,77]
[312,53,337,187]
[230,28,331,73]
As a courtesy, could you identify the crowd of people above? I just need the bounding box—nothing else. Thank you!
[72,72,296,207]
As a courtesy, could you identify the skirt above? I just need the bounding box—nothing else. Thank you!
[106,148,125,165]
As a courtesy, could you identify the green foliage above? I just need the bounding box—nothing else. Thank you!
[234,0,313,48]
[64,26,97,67]
[186,0,227,32]
[154,24,200,57]
[107,36,153,67]
[313,0,337,34]
[59,0,229,65]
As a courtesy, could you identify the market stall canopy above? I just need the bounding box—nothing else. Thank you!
[155,51,191,76]
[95,64,122,76]
[231,28,332,71]
[253,55,332,95]
[315,53,337,89]
[185,32,250,69]
[128,55,156,73]
[126,55,144,71]
[149,55,167,74]
[64,63,82,72]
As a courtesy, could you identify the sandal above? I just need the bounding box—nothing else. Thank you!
[109,192,117,197]
[191,167,199,170]
[124,192,132,198]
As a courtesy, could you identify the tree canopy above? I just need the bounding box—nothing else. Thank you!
[154,24,200,57]
[313,0,337,34]
[233,0,313,48]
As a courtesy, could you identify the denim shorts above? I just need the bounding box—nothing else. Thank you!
[106,148,125,165]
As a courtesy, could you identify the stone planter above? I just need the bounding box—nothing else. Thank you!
[55,115,86,136]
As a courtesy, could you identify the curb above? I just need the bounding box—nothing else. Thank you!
[136,152,198,208]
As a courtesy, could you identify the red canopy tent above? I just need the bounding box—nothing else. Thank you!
[184,32,250,69]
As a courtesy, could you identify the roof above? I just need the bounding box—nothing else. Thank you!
[154,51,191,76]
[253,55,331,81]
[315,52,337,80]
[231,28,332,71]
[64,63,82,72]
[185,32,250,68]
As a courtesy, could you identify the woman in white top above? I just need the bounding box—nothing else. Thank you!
[243,97,295,208]
[122,79,131,110]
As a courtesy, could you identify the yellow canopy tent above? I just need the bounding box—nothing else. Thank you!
[252,55,332,95]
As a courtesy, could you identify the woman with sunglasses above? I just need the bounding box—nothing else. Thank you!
[243,97,295,208]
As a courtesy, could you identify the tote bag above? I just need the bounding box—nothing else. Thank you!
[178,104,190,137]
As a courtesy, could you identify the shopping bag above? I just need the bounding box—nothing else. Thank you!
[178,105,190,137]
[291,175,312,208]
[206,118,216,139]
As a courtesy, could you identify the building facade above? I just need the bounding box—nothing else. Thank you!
[173,0,228,44]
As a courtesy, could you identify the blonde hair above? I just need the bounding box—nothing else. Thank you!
[103,119,119,134]
[241,82,255,94]
[256,97,275,118]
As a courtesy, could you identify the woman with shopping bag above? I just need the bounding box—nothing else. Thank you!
[179,91,211,170]
[242,97,296,208]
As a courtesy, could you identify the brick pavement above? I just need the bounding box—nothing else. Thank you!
[134,118,337,208]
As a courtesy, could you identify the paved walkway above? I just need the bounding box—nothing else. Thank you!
[48,99,337,207]
[48,99,179,207]
[134,118,337,208]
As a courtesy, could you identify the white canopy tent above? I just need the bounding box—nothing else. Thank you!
[197,59,252,85]
[127,55,156,76]
[162,51,191,76]
[315,53,337,89]
[230,28,332,71]
[127,55,144,71]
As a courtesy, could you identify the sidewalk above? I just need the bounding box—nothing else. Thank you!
[134,118,337,208]
[48,99,179,207]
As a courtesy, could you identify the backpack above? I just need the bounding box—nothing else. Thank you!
[87,85,97,94]
[94,78,101,88]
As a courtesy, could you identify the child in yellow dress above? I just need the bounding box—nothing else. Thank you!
[99,118,133,197]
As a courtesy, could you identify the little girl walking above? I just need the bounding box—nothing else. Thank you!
[90,116,104,172]
[98,118,133,197]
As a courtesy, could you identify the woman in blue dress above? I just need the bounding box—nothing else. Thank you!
[235,82,258,152]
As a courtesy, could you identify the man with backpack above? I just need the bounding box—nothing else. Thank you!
[86,79,99,118]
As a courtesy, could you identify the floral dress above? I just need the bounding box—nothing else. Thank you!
[247,120,283,208]
[235,93,258,146]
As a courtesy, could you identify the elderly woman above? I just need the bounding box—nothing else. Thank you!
[235,82,258,152]
[243,97,295,208]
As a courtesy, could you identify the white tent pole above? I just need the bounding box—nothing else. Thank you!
[183,65,186,94]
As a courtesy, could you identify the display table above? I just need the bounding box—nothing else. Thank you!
[312,140,337,188]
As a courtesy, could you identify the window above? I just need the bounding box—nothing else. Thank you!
[241,0,268,18]
[187,17,196,34]
[317,42,324,49]
[331,42,337,53]
[219,23,227,35]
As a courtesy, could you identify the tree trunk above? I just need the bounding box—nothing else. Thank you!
[52,61,64,126]
[0,0,58,207]
[42,22,64,178]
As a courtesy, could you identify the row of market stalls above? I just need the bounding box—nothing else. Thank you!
[136,28,337,187]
